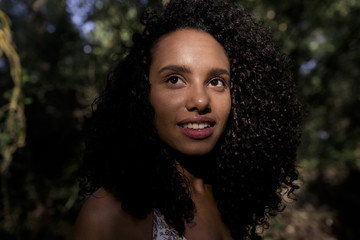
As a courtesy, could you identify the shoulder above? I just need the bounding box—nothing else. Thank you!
[71,188,153,240]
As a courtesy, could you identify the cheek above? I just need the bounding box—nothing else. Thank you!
[150,90,169,115]
[149,92,160,114]
[150,88,184,115]
[217,94,232,122]
[149,92,163,128]
[226,97,232,118]
[149,90,176,127]
[216,96,231,135]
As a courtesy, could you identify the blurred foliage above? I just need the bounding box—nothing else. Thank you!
[0,0,359,239]
[0,9,25,173]
[0,9,26,239]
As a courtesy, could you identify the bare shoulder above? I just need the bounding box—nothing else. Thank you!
[71,188,153,240]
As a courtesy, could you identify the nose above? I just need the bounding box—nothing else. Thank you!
[185,84,211,114]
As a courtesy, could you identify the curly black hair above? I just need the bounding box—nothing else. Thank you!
[78,0,303,239]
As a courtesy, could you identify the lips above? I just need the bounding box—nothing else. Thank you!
[178,117,215,139]
[182,122,211,129]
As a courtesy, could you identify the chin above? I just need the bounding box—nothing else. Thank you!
[178,146,214,156]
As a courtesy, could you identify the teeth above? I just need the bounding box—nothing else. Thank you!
[183,123,210,129]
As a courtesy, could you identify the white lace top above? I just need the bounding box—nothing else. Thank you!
[153,209,187,240]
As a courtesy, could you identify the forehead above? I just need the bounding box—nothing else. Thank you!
[150,28,229,68]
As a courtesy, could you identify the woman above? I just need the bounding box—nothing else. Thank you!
[71,0,303,239]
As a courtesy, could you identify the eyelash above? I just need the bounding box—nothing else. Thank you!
[166,76,183,84]
[165,75,228,88]
[209,78,227,87]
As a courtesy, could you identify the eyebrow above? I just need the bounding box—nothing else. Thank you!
[158,65,192,74]
[208,68,230,77]
[158,65,230,77]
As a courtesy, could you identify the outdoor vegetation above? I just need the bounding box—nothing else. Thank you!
[0,0,359,239]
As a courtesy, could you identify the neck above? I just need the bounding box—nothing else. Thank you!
[177,165,211,192]
[173,151,216,185]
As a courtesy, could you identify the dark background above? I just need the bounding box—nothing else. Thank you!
[0,0,359,239]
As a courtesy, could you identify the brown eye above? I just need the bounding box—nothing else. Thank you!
[209,78,225,87]
[168,76,181,84]
[165,76,186,89]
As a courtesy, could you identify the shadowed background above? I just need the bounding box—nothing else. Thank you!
[0,0,359,239]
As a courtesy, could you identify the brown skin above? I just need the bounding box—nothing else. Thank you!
[178,166,233,240]
[71,29,233,240]
[71,169,232,240]
[149,29,231,156]
[71,188,153,240]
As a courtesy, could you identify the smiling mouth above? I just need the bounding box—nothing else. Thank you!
[179,122,214,139]
[181,122,213,130]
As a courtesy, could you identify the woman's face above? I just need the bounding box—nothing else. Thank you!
[149,29,231,155]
